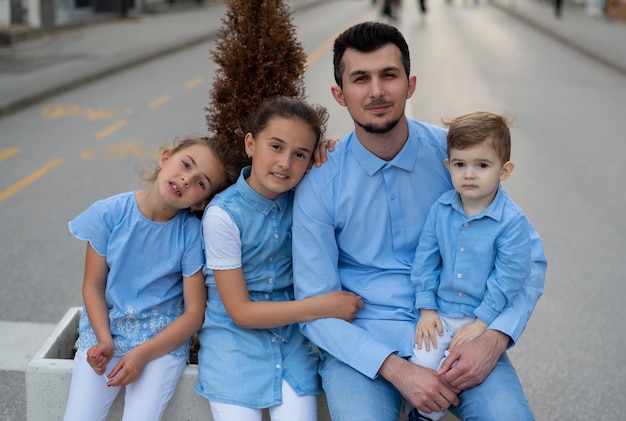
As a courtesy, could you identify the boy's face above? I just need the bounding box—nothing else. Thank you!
[445,139,513,211]
[244,116,317,200]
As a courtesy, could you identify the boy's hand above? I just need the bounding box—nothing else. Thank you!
[86,342,114,375]
[415,309,443,351]
[450,318,488,349]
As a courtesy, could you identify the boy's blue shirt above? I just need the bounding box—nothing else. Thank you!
[412,186,532,325]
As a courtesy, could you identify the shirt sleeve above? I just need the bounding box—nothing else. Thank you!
[293,173,396,380]
[474,213,532,325]
[202,205,242,270]
[68,196,118,256]
[411,204,441,311]
[487,223,546,345]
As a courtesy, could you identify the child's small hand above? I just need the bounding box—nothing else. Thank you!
[86,342,114,375]
[415,309,443,351]
[449,319,488,349]
[313,137,339,167]
[105,347,148,387]
[320,290,363,322]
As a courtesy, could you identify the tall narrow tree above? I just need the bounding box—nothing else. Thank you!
[206,0,308,171]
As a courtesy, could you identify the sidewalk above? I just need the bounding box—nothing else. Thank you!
[0,0,325,117]
[0,0,624,118]
[489,0,626,77]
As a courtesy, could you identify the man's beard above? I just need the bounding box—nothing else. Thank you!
[356,115,402,134]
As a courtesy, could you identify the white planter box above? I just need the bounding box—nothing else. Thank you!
[25,307,332,421]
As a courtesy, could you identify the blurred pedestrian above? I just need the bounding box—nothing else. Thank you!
[555,0,563,18]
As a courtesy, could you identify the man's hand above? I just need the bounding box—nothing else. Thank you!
[379,354,459,414]
[438,329,508,390]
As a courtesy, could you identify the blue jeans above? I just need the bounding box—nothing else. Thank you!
[318,350,533,421]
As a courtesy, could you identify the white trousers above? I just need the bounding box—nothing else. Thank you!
[209,379,317,421]
[63,349,186,421]
[408,315,475,421]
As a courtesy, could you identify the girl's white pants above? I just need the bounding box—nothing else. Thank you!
[63,348,186,421]
[209,379,317,421]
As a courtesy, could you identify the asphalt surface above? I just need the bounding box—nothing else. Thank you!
[0,0,624,419]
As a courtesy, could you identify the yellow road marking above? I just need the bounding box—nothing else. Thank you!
[0,158,65,202]
[0,147,21,162]
[96,119,127,140]
[185,76,204,89]
[148,94,172,110]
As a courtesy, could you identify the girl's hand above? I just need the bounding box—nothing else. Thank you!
[105,347,149,387]
[317,290,363,322]
[449,319,487,349]
[415,309,443,351]
[313,137,339,167]
[86,342,114,375]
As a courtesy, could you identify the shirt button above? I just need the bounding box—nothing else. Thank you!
[268,256,273,261]
[276,364,281,369]
[456,273,462,279]
[268,278,273,284]
[271,337,277,342]
[458,292,464,297]
[264,294,269,299]
[459,247,465,252]
[274,233,279,239]
[463,222,469,228]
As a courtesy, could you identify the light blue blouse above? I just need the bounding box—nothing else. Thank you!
[292,118,547,379]
[196,168,321,408]
[412,187,532,325]
[68,191,204,358]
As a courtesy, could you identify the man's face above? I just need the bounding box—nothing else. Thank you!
[331,44,416,135]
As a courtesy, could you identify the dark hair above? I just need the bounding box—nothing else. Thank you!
[143,135,239,202]
[333,21,411,87]
[247,95,329,145]
[443,111,513,163]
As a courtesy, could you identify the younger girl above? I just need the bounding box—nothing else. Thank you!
[196,96,364,421]
[64,136,238,421]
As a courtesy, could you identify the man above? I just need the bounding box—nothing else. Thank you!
[292,22,546,421]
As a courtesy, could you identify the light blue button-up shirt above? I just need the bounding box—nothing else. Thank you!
[292,118,546,379]
[412,187,532,325]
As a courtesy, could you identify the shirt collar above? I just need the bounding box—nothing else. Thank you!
[349,119,418,175]
[236,166,289,215]
[442,185,508,221]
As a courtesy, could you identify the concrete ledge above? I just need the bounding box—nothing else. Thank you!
[26,307,458,421]
[25,307,331,421]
